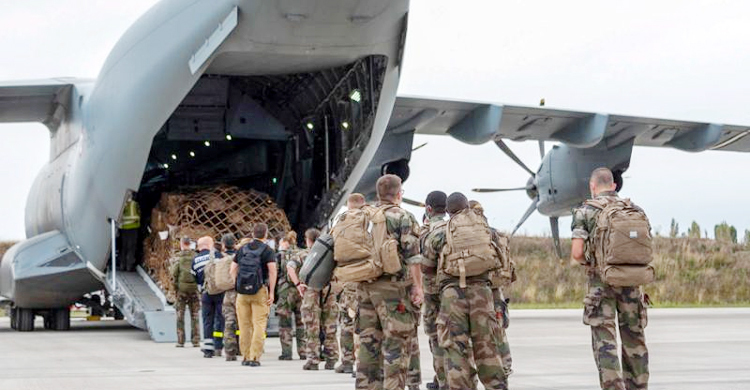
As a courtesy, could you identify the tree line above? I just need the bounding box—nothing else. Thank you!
[667,218,747,244]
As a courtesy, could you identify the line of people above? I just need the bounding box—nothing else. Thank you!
[169,167,649,390]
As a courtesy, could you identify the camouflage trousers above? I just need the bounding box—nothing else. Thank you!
[584,275,649,390]
[423,292,445,388]
[339,285,358,366]
[356,279,417,390]
[437,283,507,390]
[223,290,240,357]
[492,288,512,372]
[407,324,421,386]
[277,285,305,359]
[175,291,200,346]
[301,285,339,364]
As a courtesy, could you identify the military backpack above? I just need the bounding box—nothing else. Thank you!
[586,198,655,287]
[332,205,402,283]
[440,208,505,288]
[203,252,235,295]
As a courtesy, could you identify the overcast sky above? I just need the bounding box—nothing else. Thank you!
[1,1,749,241]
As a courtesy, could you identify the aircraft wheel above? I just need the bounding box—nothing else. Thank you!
[52,308,70,331]
[17,308,35,332]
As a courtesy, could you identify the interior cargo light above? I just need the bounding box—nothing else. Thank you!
[272,177,278,184]
[342,121,350,129]
[226,134,233,141]
[171,154,177,160]
[204,141,211,147]
[349,89,362,103]
[189,151,195,157]
[163,163,169,169]
[306,122,314,130]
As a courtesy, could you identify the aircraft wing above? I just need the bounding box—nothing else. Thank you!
[0,78,90,129]
[391,96,750,152]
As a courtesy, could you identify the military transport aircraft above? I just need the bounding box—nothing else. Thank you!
[1,0,749,337]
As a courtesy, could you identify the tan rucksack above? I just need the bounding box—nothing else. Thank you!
[440,209,503,288]
[586,198,654,287]
[333,205,402,283]
[331,208,373,263]
[489,231,516,288]
[204,252,236,295]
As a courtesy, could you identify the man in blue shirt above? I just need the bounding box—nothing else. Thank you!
[192,236,225,358]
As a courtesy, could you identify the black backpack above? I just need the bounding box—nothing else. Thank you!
[236,244,266,295]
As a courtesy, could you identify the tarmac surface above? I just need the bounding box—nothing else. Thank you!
[0,308,748,390]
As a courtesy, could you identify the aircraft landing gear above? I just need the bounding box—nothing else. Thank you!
[15,307,35,332]
[42,308,71,331]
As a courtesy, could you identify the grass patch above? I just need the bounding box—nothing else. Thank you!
[507,236,750,308]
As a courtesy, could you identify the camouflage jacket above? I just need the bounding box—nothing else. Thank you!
[377,201,422,276]
[277,245,300,291]
[420,214,447,295]
[571,190,642,265]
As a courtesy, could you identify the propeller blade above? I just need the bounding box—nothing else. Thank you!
[412,142,428,152]
[511,199,538,236]
[550,216,562,258]
[538,140,545,159]
[493,136,536,177]
[402,197,425,207]
[471,187,528,193]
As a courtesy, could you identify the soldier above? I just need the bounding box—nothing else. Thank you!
[469,200,513,375]
[571,167,649,390]
[419,191,448,390]
[430,192,507,390]
[191,236,225,358]
[334,193,368,375]
[276,230,306,361]
[171,236,199,348]
[356,174,424,390]
[287,228,339,371]
[220,233,241,361]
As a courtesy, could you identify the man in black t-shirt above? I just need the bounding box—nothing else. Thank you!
[231,223,277,367]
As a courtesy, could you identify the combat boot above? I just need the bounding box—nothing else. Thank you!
[302,361,319,370]
[334,363,353,374]
[203,350,213,358]
[175,343,184,348]
[324,360,336,370]
[226,353,237,362]
[214,348,222,357]
[278,354,293,361]
[425,381,438,390]
[408,386,420,390]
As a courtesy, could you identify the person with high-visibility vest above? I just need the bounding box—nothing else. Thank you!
[119,196,141,272]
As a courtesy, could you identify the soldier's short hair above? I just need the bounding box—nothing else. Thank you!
[348,193,366,209]
[446,192,469,215]
[221,233,236,249]
[590,167,614,188]
[304,228,321,243]
[425,191,447,213]
[469,200,484,214]
[253,223,268,239]
[376,174,402,202]
[285,230,297,244]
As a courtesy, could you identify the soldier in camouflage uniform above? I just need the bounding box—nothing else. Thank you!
[172,237,200,347]
[406,314,422,390]
[429,193,507,390]
[220,234,241,361]
[287,228,339,370]
[336,281,358,374]
[470,200,513,375]
[571,167,649,390]
[356,174,424,390]
[419,191,449,390]
[276,231,306,360]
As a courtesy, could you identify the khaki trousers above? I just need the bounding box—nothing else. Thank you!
[236,286,270,361]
